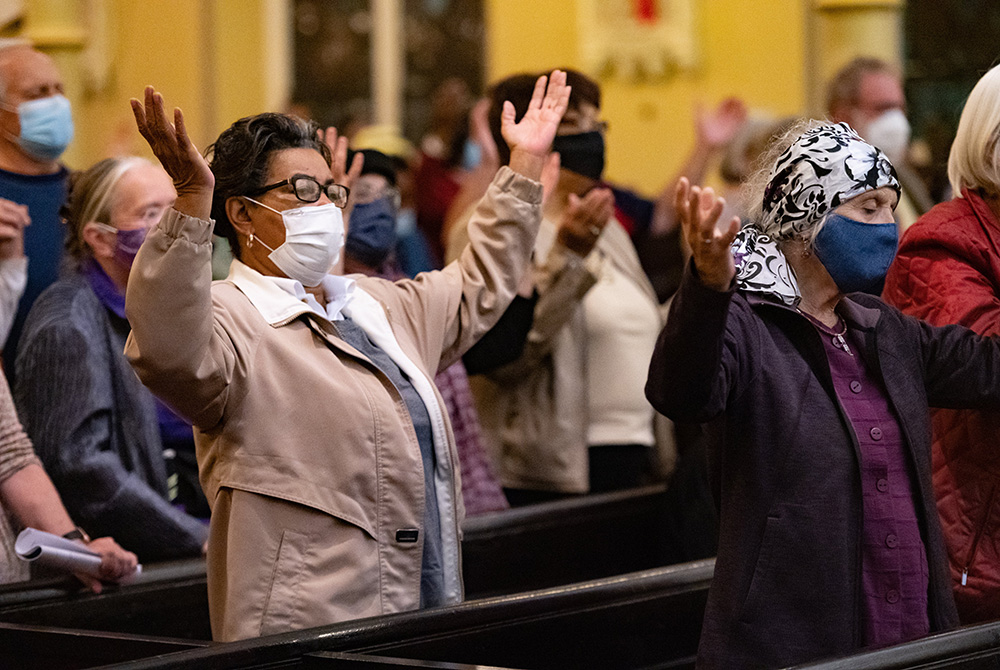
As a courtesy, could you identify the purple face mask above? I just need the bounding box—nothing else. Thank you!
[91,223,148,268]
[113,227,147,267]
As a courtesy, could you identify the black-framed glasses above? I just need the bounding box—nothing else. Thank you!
[248,174,350,208]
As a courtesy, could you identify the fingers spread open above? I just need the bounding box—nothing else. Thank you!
[526,74,548,113]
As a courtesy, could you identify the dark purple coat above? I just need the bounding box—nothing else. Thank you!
[644,267,1000,668]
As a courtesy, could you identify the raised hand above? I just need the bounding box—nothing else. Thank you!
[130,86,213,218]
[320,126,363,190]
[501,70,571,180]
[696,98,748,151]
[556,187,614,257]
[675,177,740,291]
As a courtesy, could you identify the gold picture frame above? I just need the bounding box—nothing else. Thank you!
[577,0,698,83]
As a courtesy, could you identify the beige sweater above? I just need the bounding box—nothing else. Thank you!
[0,370,40,583]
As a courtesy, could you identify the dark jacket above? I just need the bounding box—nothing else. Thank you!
[14,273,206,561]
[883,189,1000,623]
[644,266,998,668]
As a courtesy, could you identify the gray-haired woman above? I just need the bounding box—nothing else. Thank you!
[646,122,1000,668]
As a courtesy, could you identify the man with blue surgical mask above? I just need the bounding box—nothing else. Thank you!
[827,56,935,231]
[0,41,74,377]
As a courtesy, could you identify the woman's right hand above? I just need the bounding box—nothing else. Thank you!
[675,177,740,291]
[73,536,138,594]
[130,86,214,219]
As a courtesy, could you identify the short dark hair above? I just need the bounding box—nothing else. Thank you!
[488,69,602,165]
[206,112,331,259]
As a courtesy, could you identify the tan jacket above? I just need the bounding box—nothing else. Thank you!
[464,216,675,494]
[124,167,541,637]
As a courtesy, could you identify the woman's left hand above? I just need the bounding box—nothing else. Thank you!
[676,177,740,291]
[501,70,570,180]
[320,127,364,190]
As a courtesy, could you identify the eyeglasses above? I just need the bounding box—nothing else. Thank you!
[248,174,350,208]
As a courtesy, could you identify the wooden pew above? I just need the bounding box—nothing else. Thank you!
[788,619,1000,669]
[0,622,511,670]
[90,559,714,670]
[0,558,211,639]
[462,483,679,598]
[0,485,683,639]
[0,622,206,670]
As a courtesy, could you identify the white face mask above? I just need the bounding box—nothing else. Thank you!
[863,109,911,165]
[244,198,344,286]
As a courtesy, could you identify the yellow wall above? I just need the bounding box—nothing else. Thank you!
[485,0,809,195]
[14,0,896,197]
[16,0,287,170]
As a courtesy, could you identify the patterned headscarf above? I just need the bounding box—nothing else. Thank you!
[732,123,900,306]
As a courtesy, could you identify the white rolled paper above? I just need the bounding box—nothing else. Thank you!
[15,528,141,581]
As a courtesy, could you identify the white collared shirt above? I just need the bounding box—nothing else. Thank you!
[225,259,355,325]
[267,273,356,322]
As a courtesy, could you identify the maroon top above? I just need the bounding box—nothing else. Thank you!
[808,313,930,648]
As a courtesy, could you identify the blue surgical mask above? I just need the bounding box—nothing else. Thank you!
[345,197,397,268]
[813,213,898,294]
[13,94,74,161]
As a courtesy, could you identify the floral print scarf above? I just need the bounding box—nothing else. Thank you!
[732,123,900,306]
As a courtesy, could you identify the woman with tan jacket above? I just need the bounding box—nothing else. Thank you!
[123,74,568,641]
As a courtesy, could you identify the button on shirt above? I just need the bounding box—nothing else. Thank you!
[806,314,930,648]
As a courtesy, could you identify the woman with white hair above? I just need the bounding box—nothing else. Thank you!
[883,63,1000,624]
[646,120,1000,668]
[13,157,208,562]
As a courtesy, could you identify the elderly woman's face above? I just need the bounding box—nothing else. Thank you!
[244,147,333,255]
[111,163,176,232]
[833,186,898,225]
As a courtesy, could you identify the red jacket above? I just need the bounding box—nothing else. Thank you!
[883,189,1000,623]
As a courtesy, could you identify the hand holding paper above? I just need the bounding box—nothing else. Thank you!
[16,528,140,591]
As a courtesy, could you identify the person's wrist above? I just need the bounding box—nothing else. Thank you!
[507,148,546,181]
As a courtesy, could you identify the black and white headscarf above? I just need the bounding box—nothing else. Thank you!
[731,122,900,306]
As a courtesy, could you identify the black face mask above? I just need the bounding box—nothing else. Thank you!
[551,130,606,181]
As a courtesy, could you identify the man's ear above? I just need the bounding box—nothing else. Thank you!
[81,222,114,260]
[226,196,255,238]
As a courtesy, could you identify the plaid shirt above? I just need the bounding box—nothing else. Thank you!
[434,362,508,516]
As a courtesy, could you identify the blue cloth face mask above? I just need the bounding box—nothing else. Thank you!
[13,94,74,161]
[345,196,397,268]
[813,213,899,294]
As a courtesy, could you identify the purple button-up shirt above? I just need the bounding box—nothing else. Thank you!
[808,313,930,649]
